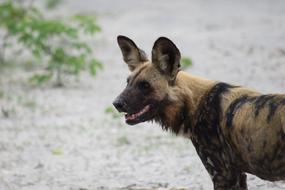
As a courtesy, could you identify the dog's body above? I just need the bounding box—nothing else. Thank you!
[113,36,285,190]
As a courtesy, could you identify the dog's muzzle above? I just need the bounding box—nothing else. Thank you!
[113,97,127,113]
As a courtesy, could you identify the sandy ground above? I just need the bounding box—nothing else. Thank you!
[1,0,285,189]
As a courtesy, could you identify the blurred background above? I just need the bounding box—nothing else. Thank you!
[0,0,285,189]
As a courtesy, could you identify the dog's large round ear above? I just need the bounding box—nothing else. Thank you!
[117,35,148,71]
[151,37,181,84]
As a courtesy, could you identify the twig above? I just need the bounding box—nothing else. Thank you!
[55,64,63,87]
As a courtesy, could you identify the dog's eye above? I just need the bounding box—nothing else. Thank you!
[126,78,130,84]
[138,81,150,90]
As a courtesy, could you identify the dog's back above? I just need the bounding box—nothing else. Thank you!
[219,87,285,181]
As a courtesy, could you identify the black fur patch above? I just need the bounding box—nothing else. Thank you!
[194,82,235,137]
[191,82,247,187]
[226,96,256,128]
[267,100,279,122]
[267,96,285,122]
[254,95,275,117]
[226,94,285,126]
[281,98,285,105]
[253,95,285,123]
[193,82,235,155]
[226,96,249,128]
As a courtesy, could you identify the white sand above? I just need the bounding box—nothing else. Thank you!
[0,0,285,189]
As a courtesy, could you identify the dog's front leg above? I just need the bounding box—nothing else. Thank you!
[212,172,248,190]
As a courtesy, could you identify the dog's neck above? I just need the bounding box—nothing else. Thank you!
[154,71,217,137]
[177,71,217,108]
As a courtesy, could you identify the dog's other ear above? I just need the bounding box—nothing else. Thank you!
[117,35,148,71]
[151,37,181,83]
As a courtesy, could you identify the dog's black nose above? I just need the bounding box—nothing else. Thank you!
[113,99,126,112]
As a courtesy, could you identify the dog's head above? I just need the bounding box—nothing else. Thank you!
[113,36,181,125]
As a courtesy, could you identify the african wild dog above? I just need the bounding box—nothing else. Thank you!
[113,35,285,190]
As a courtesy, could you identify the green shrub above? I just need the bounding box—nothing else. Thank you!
[181,57,193,70]
[105,106,122,119]
[0,0,102,86]
[45,0,63,9]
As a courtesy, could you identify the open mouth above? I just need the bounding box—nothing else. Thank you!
[125,105,150,124]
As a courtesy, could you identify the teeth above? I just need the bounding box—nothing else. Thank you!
[126,105,150,121]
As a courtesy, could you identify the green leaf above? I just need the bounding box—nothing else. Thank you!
[89,59,103,76]
[181,57,193,69]
[73,14,101,35]
[105,106,121,119]
[105,106,114,114]
[51,148,63,155]
[45,0,63,10]
[29,73,52,86]
[72,42,92,53]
